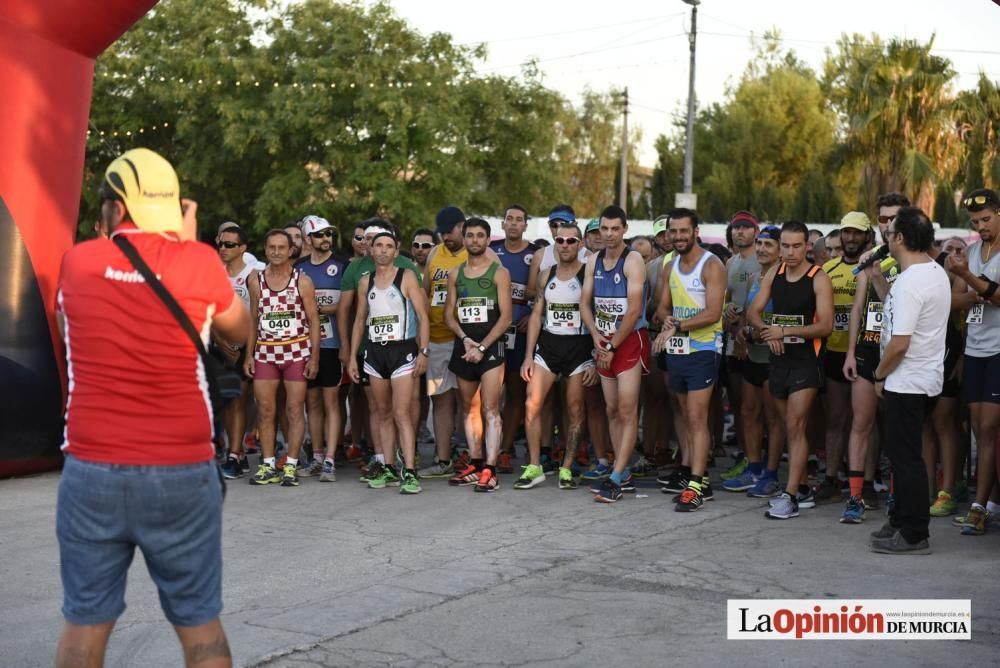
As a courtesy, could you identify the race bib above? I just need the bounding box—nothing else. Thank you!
[834,305,851,332]
[504,326,516,350]
[319,314,334,340]
[457,297,487,324]
[368,314,401,342]
[431,286,447,307]
[595,310,617,336]
[511,282,527,303]
[865,303,883,332]
[666,333,690,355]
[967,303,984,325]
[547,302,581,330]
[771,314,805,344]
[264,310,300,338]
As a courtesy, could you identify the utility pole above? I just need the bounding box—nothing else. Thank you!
[681,0,699,198]
[619,86,629,212]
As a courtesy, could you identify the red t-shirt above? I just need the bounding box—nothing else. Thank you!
[56,225,235,465]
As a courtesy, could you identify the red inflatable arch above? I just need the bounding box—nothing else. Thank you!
[0,0,158,476]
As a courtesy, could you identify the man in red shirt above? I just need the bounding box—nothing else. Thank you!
[55,148,247,667]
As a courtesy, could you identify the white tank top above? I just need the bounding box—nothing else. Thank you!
[542,265,586,336]
[229,263,253,306]
[366,268,417,343]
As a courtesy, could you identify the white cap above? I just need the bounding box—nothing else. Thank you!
[301,215,332,236]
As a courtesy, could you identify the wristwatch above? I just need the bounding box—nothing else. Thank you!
[419,347,430,357]
[478,344,486,353]
[603,341,616,353]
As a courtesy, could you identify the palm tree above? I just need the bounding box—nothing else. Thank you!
[955,73,1000,193]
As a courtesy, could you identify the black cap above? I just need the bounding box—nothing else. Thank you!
[436,206,466,234]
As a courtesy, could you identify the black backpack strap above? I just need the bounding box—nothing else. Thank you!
[113,235,209,358]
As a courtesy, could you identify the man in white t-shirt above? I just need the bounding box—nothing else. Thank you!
[869,207,951,555]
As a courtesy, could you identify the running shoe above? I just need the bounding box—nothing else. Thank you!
[796,486,816,509]
[452,450,471,472]
[249,463,281,485]
[722,468,757,492]
[619,473,637,493]
[747,475,781,498]
[862,486,879,511]
[581,462,612,481]
[300,460,323,478]
[813,478,842,504]
[513,464,546,489]
[221,457,243,480]
[960,506,990,536]
[870,532,931,555]
[764,492,799,520]
[658,470,689,494]
[840,495,866,524]
[558,467,577,490]
[540,454,559,476]
[368,464,401,489]
[870,522,896,539]
[497,452,514,474]
[281,463,299,487]
[719,456,748,481]
[418,459,454,479]
[929,490,956,517]
[400,470,422,494]
[344,444,364,462]
[474,468,499,493]
[359,461,384,484]
[239,456,250,475]
[674,486,704,512]
[593,479,623,503]
[631,456,657,477]
[319,460,337,482]
[448,463,480,486]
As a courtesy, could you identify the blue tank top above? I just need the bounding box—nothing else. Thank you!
[297,254,347,349]
[592,249,648,338]
[490,240,537,324]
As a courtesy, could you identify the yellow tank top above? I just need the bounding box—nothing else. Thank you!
[667,252,723,353]
[823,257,859,353]
[428,244,468,343]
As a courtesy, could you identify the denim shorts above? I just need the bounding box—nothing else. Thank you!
[56,456,224,626]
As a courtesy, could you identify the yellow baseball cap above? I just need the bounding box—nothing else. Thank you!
[102,148,183,234]
[840,211,871,232]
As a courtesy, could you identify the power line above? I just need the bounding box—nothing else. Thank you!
[455,11,686,46]
[484,33,686,71]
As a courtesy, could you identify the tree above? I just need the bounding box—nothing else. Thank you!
[822,34,959,214]
[954,73,1000,194]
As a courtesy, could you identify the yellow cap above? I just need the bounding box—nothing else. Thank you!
[840,211,871,232]
[103,148,183,234]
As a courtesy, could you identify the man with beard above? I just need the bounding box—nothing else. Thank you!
[947,188,1000,536]
[748,221,833,520]
[490,205,538,472]
[284,221,304,261]
[843,193,909,522]
[582,206,650,503]
[652,208,726,511]
[444,218,513,492]
[297,216,347,482]
[814,212,870,507]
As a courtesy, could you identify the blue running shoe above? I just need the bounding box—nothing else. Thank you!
[593,479,623,503]
[840,495,865,524]
[619,473,636,493]
[723,468,757,492]
[747,475,780,498]
[581,462,612,481]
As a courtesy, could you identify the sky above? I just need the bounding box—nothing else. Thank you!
[380,0,1000,166]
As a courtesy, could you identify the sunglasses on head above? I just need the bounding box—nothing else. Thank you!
[412,241,434,249]
[554,236,580,245]
[217,241,240,249]
[310,230,334,238]
[877,214,897,225]
[964,195,995,208]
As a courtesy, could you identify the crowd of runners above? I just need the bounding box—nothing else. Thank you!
[210,191,1000,535]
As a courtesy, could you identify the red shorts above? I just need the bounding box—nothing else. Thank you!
[253,358,308,383]
[597,328,651,379]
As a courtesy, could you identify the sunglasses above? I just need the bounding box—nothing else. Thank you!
[964,195,995,208]
[353,235,365,242]
[310,230,334,238]
[412,242,434,249]
[217,241,240,249]
[554,236,580,245]
[877,214,897,225]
